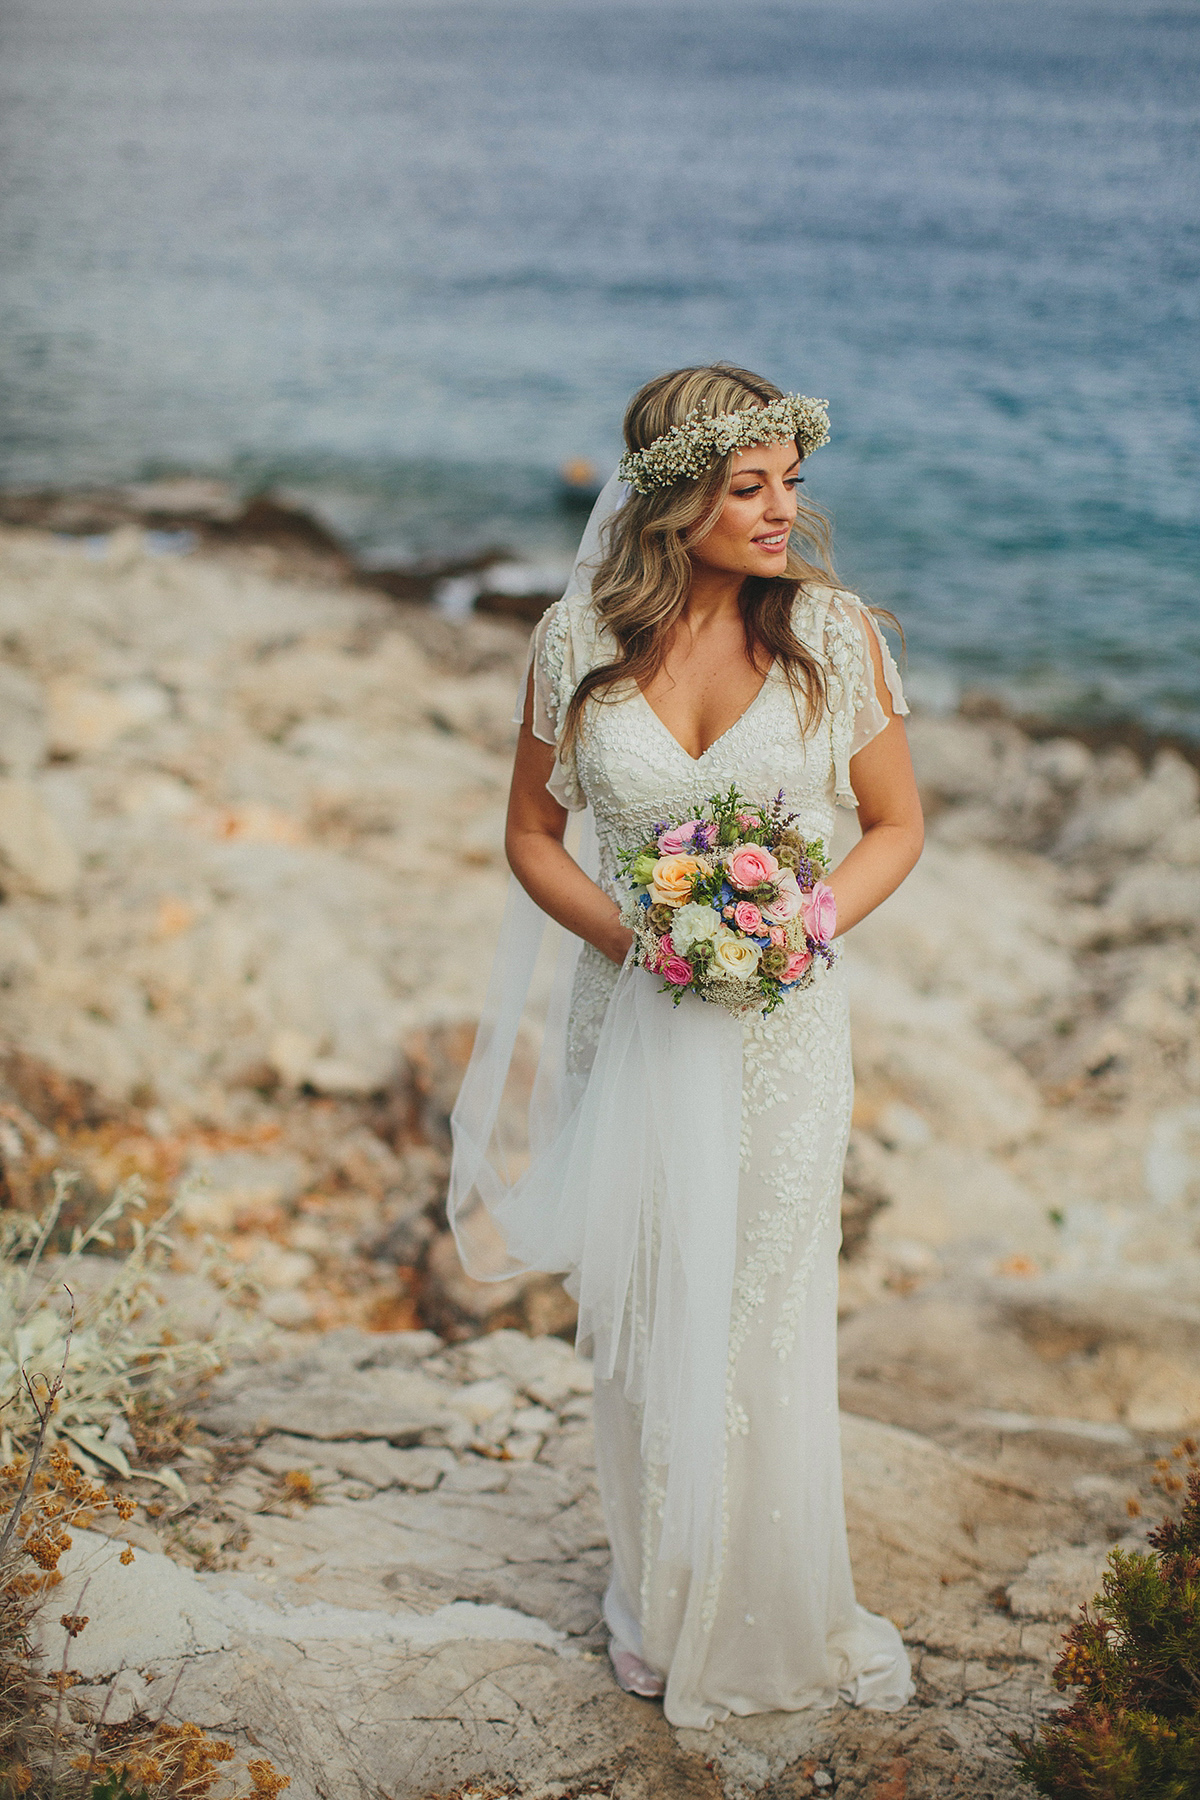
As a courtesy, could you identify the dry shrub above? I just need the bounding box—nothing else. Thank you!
[1,1209,287,1800]
[0,1176,225,1472]
[1,1434,290,1800]
[79,1724,289,1798]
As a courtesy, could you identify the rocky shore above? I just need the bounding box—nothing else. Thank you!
[0,517,1197,1797]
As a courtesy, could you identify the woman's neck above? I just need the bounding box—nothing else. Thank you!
[679,563,744,632]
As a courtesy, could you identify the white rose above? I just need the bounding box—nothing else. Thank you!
[710,927,761,979]
[671,901,720,954]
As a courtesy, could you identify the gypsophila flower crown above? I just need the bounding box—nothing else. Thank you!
[617,393,831,495]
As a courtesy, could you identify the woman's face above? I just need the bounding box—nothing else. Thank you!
[688,437,801,581]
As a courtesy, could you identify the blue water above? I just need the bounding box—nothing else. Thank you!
[1,0,1197,733]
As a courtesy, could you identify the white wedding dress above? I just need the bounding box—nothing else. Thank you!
[449,555,914,1728]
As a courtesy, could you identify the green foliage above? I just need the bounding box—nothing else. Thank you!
[88,1775,149,1800]
[1015,1470,1200,1799]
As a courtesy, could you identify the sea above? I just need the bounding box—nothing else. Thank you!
[0,0,1197,736]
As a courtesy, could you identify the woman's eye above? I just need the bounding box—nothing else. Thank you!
[733,485,761,498]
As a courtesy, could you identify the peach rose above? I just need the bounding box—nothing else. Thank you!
[768,926,786,947]
[727,845,778,891]
[801,880,837,944]
[733,901,764,935]
[648,853,709,907]
[760,867,803,923]
[782,949,812,983]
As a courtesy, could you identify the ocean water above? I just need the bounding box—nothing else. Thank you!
[0,0,1196,734]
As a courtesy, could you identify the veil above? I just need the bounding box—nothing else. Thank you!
[446,472,623,1283]
[447,471,746,1584]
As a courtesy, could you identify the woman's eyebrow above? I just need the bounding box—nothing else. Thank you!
[733,461,802,478]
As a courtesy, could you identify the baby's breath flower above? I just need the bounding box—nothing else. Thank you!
[618,394,830,495]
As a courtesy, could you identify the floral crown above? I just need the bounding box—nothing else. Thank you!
[617,393,830,496]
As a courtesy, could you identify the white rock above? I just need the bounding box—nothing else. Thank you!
[0,661,48,773]
[47,677,170,756]
[457,1328,593,1407]
[448,1376,518,1427]
[840,1411,1040,1603]
[1096,863,1199,943]
[1006,1543,1116,1620]
[260,1289,317,1329]
[874,1101,931,1152]
[209,1587,563,1650]
[0,777,80,896]
[35,1530,233,1676]
[248,1245,317,1291]
[505,1432,547,1463]
[1058,749,1199,861]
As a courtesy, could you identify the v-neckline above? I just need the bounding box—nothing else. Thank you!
[636,666,775,764]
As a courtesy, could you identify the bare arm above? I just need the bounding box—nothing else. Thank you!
[505,671,633,965]
[826,626,924,936]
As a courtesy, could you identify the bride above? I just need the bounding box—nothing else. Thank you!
[448,363,924,1728]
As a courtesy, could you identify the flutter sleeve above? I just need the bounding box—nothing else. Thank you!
[511,595,593,812]
[814,589,909,809]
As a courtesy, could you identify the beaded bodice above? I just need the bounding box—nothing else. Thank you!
[522,586,897,1069]
[576,674,839,903]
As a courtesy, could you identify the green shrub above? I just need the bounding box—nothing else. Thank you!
[1015,1469,1200,1799]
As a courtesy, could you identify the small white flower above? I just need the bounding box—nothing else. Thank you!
[670,901,720,953]
[618,394,831,495]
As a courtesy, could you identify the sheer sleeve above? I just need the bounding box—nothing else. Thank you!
[510,596,597,812]
[809,589,909,809]
[513,599,573,745]
[848,605,908,761]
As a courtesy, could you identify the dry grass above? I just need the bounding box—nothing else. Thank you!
[1,1187,289,1800]
[0,1176,228,1470]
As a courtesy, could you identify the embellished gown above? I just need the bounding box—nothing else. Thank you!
[453,583,914,1730]
[521,583,910,1720]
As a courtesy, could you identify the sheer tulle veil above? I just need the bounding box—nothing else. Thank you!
[447,470,747,1579]
[446,470,622,1285]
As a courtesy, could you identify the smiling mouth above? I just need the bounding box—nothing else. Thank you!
[754,531,789,550]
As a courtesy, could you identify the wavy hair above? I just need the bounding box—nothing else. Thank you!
[561,363,845,751]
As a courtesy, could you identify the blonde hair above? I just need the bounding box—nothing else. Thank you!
[561,363,840,750]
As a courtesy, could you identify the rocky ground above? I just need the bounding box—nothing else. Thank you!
[1,519,1198,1797]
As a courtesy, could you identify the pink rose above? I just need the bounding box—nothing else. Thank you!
[733,901,764,935]
[768,926,785,947]
[782,950,812,983]
[760,867,802,923]
[727,845,779,890]
[801,880,837,945]
[660,955,693,986]
[658,819,702,853]
[736,811,764,833]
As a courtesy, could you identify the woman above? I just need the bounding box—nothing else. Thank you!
[449,364,924,1728]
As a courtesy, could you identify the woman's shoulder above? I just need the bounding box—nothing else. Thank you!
[535,591,614,678]
[790,582,871,654]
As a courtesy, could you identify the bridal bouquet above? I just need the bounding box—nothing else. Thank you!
[619,786,838,1017]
